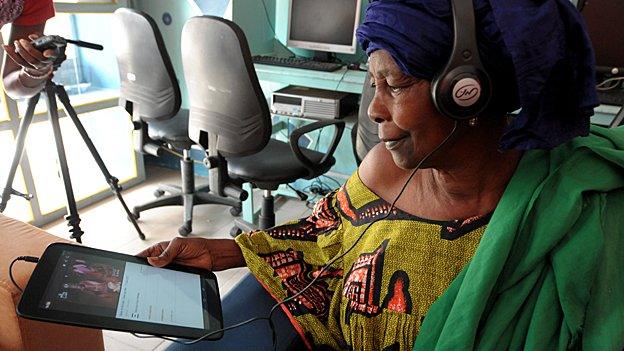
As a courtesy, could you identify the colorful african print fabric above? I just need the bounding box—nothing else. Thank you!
[235,173,490,351]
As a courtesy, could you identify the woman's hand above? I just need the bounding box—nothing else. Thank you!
[136,237,246,271]
[3,24,55,98]
[3,33,55,74]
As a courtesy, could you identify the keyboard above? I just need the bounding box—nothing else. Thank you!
[252,55,343,72]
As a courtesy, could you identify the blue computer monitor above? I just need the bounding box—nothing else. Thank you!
[286,0,362,61]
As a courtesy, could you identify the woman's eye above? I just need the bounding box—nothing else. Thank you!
[389,86,402,94]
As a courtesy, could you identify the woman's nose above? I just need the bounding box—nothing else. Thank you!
[368,91,390,124]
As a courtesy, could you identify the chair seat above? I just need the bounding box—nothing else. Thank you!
[148,110,193,150]
[227,139,334,187]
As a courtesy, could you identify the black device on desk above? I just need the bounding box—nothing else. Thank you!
[17,243,223,340]
[271,85,358,119]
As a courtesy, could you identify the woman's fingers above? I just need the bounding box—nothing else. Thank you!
[26,35,54,59]
[42,49,55,58]
[136,241,168,258]
[146,238,185,267]
[3,44,30,67]
[16,39,48,68]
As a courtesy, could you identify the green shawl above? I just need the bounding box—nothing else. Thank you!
[414,126,624,350]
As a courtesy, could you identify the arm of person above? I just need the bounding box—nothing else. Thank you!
[2,23,56,99]
[138,188,346,272]
[136,237,246,272]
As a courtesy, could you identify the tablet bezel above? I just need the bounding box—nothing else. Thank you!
[17,243,223,340]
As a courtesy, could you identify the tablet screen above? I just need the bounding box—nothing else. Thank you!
[40,250,208,330]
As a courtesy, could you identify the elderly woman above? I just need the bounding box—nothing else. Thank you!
[140,0,624,350]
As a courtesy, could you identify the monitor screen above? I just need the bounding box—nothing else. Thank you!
[580,0,624,72]
[287,0,361,54]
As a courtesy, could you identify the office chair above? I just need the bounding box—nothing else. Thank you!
[352,71,380,165]
[181,16,345,234]
[112,8,241,236]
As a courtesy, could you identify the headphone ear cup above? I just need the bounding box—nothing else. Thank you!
[431,65,492,120]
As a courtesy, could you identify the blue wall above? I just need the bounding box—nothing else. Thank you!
[73,14,120,90]
[193,0,230,16]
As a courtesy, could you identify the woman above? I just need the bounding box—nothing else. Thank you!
[139,0,624,350]
[1,0,55,99]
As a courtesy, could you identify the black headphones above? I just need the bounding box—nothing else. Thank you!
[431,0,492,120]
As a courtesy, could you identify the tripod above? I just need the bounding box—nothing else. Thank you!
[0,79,145,243]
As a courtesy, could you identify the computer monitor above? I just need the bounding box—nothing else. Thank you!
[579,0,624,75]
[286,0,362,61]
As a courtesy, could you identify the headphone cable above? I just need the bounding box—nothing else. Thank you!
[139,120,460,348]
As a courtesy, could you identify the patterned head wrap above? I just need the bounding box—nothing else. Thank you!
[357,0,599,150]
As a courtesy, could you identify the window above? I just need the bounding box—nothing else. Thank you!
[17,13,120,116]
[0,131,33,221]
[0,92,8,122]
[0,4,143,227]
[24,106,136,215]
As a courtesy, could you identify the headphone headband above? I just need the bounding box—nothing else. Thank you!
[431,0,492,120]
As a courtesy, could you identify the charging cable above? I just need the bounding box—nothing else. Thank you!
[135,121,460,349]
[9,256,40,293]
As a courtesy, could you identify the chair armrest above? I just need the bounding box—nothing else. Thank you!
[288,120,345,177]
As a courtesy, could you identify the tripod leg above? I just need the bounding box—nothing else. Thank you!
[55,85,145,240]
[43,86,84,243]
[0,94,39,212]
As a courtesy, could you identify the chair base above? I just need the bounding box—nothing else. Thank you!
[133,183,241,236]
[132,152,241,236]
[231,191,275,237]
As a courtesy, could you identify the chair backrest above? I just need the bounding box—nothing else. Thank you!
[352,71,380,164]
[181,16,272,157]
[112,8,181,121]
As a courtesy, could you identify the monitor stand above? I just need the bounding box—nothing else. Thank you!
[313,51,337,63]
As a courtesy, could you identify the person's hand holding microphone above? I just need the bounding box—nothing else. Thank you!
[3,33,55,86]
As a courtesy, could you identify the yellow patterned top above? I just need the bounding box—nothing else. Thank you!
[235,172,489,351]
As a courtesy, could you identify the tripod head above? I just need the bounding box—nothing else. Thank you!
[31,35,104,70]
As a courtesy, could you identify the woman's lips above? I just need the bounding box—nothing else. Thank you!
[383,136,408,150]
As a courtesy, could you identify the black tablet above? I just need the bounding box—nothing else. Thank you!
[17,243,223,340]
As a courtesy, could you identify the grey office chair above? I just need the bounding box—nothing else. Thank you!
[113,8,240,236]
[352,71,380,165]
[181,16,345,234]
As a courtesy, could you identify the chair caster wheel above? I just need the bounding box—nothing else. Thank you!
[230,206,242,217]
[179,224,192,236]
[154,189,165,198]
[230,226,242,237]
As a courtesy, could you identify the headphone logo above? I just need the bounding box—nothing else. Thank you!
[452,77,481,107]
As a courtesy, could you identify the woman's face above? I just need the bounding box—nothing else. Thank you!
[368,50,456,170]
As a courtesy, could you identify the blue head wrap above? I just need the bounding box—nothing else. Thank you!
[356,0,599,150]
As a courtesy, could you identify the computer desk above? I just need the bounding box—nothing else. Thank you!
[254,63,367,94]
[595,90,624,128]
[237,64,366,226]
